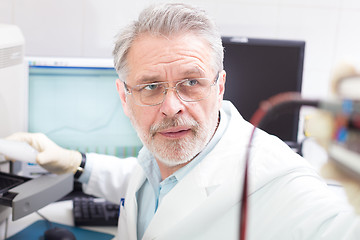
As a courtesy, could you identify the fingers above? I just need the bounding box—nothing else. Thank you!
[5,132,51,152]
[4,132,81,175]
[36,147,82,175]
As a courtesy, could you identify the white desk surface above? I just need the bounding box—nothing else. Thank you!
[6,200,117,239]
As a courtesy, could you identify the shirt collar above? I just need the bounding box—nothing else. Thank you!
[173,111,228,181]
[137,147,161,194]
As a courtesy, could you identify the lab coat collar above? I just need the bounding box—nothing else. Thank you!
[142,150,245,239]
[142,167,209,239]
[142,101,247,238]
[120,101,314,239]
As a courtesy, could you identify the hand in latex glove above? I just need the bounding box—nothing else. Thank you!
[6,132,81,175]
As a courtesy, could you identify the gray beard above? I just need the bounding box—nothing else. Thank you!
[133,115,215,167]
[148,116,206,167]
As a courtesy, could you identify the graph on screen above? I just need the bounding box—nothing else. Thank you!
[27,58,142,158]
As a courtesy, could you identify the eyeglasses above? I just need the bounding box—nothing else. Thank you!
[124,72,220,106]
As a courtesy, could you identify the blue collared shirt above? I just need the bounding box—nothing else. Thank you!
[136,111,229,239]
[79,110,229,239]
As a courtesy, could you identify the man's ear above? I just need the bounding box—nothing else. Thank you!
[218,70,226,99]
[116,79,130,117]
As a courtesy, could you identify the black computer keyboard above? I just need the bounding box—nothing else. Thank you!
[72,197,119,226]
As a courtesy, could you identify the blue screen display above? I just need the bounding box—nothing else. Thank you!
[28,65,142,157]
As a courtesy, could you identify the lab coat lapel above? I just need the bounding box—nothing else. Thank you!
[155,172,244,240]
[142,102,252,239]
[142,154,245,239]
[119,165,146,240]
[142,168,208,239]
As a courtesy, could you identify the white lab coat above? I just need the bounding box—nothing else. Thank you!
[83,101,360,240]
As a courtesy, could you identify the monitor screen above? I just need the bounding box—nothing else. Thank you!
[222,37,305,144]
[27,57,142,158]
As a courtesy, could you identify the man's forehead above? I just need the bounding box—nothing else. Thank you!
[177,67,206,78]
[126,33,212,83]
[132,67,206,84]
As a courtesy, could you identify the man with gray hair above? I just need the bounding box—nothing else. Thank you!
[7,2,360,239]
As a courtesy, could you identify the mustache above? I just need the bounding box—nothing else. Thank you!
[150,117,199,137]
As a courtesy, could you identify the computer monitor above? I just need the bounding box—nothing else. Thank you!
[222,36,305,145]
[26,57,142,159]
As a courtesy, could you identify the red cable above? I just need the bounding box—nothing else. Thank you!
[239,92,309,240]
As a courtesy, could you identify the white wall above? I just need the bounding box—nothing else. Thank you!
[1,0,359,175]
[1,0,360,99]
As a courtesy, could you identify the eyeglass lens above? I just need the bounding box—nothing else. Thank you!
[137,78,213,106]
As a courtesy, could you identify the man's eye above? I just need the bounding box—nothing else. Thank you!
[143,84,159,91]
[184,79,199,86]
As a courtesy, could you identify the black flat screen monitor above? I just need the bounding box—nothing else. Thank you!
[222,36,305,144]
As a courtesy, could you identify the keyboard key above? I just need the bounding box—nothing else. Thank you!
[72,197,119,226]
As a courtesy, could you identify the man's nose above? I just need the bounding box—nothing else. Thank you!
[160,87,185,117]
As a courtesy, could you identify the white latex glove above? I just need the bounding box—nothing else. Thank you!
[6,132,82,175]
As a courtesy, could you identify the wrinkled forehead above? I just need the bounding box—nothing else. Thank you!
[132,67,208,85]
[126,33,214,84]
